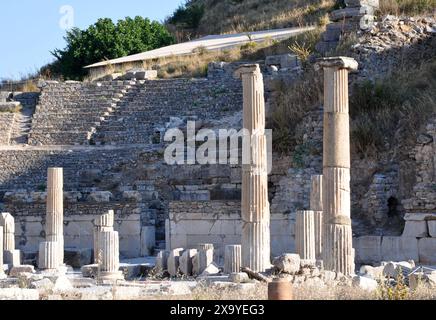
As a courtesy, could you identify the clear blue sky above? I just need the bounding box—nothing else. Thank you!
[0,0,184,80]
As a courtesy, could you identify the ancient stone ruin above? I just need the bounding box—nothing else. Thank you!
[0,48,434,299]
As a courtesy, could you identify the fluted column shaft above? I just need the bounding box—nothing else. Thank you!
[224,245,242,274]
[38,241,60,270]
[98,230,120,273]
[46,168,64,266]
[0,227,3,274]
[235,64,271,273]
[295,211,316,261]
[94,210,115,263]
[317,57,357,276]
[310,176,323,260]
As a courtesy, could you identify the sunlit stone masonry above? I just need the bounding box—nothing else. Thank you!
[310,175,324,261]
[40,168,64,269]
[316,57,358,276]
[295,210,316,262]
[0,212,20,266]
[234,64,271,273]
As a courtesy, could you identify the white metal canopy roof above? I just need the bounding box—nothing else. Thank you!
[84,26,315,69]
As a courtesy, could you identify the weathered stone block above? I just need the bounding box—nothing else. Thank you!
[167,248,184,277]
[418,238,436,265]
[272,254,300,274]
[381,237,419,262]
[9,265,35,277]
[402,221,428,238]
[140,226,156,256]
[428,221,436,238]
[179,249,198,276]
[354,236,382,264]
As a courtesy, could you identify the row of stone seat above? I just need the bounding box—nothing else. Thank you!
[28,81,133,145]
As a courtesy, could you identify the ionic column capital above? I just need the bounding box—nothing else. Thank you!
[315,56,358,72]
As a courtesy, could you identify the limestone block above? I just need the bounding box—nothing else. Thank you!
[9,265,35,277]
[155,250,169,272]
[167,248,184,277]
[4,250,21,267]
[30,278,55,291]
[272,254,300,274]
[428,221,436,238]
[330,6,374,22]
[402,221,428,238]
[381,237,419,262]
[359,265,384,280]
[200,263,220,277]
[418,238,436,265]
[265,54,299,69]
[179,249,198,276]
[193,248,214,276]
[352,276,378,291]
[383,261,413,278]
[88,191,113,202]
[141,226,156,256]
[98,230,120,273]
[230,272,250,283]
[354,236,382,264]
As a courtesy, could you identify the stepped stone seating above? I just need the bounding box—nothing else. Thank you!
[28,81,133,145]
[92,78,243,145]
[0,113,15,145]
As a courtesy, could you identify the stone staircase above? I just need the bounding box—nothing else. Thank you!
[9,107,34,145]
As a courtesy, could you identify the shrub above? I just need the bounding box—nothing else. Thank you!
[52,17,175,80]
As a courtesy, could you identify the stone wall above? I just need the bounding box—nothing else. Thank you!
[168,201,294,263]
[0,113,15,145]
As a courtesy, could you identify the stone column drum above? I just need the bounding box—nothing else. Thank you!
[234,64,271,273]
[295,210,316,261]
[224,245,242,274]
[94,210,115,263]
[98,230,123,280]
[316,57,358,276]
[0,212,20,266]
[310,175,324,260]
[38,241,60,270]
[0,227,4,278]
[45,168,64,267]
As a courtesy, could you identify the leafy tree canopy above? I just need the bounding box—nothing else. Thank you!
[51,16,175,80]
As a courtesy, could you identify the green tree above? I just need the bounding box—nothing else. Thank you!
[51,16,174,80]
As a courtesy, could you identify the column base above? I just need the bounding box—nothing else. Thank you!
[99,271,124,281]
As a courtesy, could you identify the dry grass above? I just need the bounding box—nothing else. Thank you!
[379,0,436,16]
[169,0,335,39]
[350,57,436,157]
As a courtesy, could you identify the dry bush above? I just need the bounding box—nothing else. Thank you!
[350,57,436,157]
[270,68,323,154]
[379,0,436,16]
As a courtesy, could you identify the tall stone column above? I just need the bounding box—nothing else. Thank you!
[310,176,324,260]
[295,210,316,261]
[316,57,358,276]
[234,64,271,273]
[45,168,64,267]
[224,245,242,274]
